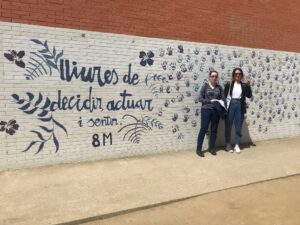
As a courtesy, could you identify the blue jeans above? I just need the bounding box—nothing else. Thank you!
[225,99,244,144]
[196,108,220,152]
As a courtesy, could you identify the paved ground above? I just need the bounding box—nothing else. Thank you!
[0,137,300,225]
[86,175,300,225]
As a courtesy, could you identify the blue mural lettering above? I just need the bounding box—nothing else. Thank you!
[59,59,119,87]
[92,132,113,147]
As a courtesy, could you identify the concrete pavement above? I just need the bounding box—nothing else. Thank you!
[85,175,300,225]
[1,137,300,225]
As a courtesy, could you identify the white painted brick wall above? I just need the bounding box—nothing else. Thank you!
[0,22,299,170]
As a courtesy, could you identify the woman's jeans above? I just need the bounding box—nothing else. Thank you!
[225,99,244,145]
[196,108,220,152]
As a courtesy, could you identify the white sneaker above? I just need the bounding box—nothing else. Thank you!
[234,145,241,153]
[226,144,233,153]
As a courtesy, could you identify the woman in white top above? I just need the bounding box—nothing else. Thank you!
[224,68,252,153]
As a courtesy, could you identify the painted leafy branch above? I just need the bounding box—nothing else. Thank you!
[25,39,63,80]
[118,114,163,144]
[145,74,168,86]
[145,74,169,97]
[11,92,67,154]
[118,114,152,144]
[141,116,163,129]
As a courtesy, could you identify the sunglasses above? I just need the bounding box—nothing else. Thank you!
[234,72,242,75]
[210,75,218,78]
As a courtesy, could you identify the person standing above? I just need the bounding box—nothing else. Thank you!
[224,68,252,153]
[196,71,225,157]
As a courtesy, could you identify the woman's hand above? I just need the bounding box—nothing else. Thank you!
[245,75,252,86]
[210,99,218,103]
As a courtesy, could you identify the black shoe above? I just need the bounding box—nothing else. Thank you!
[209,150,217,156]
[196,151,205,157]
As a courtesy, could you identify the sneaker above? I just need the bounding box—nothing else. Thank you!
[226,144,233,153]
[234,145,241,153]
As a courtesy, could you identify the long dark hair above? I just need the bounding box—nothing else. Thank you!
[232,68,244,79]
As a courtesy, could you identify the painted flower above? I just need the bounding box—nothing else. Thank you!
[0,120,19,135]
[4,50,26,68]
[139,51,154,66]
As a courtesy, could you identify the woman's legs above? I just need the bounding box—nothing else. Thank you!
[196,108,211,155]
[234,108,244,145]
[225,103,236,145]
[225,100,245,152]
[226,100,243,153]
[209,109,220,154]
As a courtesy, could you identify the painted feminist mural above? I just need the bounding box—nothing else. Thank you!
[0,22,299,169]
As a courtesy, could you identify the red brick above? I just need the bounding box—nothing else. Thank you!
[0,0,299,52]
[0,16,11,22]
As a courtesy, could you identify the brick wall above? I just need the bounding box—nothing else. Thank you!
[0,0,300,52]
[0,1,299,170]
[0,21,299,170]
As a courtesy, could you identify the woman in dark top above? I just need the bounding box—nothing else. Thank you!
[196,70,225,157]
[224,68,252,153]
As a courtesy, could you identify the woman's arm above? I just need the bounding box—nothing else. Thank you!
[224,82,230,97]
[219,85,226,102]
[244,84,252,98]
[198,84,211,104]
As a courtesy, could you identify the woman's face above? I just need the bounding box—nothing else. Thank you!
[209,72,218,83]
[233,69,242,82]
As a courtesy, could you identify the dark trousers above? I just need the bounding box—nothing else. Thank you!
[196,108,220,152]
[225,99,244,144]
